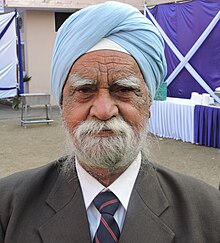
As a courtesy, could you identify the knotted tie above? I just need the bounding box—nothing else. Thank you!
[93,191,120,243]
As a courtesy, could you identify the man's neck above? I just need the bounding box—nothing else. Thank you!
[78,162,131,187]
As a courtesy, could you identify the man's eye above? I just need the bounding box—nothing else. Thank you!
[72,85,97,102]
[76,86,96,93]
[118,87,134,93]
[78,87,92,93]
[113,86,136,94]
[110,85,141,100]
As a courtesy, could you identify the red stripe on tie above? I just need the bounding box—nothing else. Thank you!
[99,199,119,211]
[95,234,100,243]
[101,216,118,242]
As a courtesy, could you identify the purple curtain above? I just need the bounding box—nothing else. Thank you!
[148,0,220,99]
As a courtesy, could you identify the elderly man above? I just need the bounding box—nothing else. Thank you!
[0,2,220,243]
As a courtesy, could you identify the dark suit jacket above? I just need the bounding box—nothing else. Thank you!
[0,157,220,243]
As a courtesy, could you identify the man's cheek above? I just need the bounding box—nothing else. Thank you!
[131,98,148,114]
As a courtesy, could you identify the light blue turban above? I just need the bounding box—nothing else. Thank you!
[51,1,167,104]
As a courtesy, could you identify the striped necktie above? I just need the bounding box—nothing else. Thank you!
[93,191,120,243]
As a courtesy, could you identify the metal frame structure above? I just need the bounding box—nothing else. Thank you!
[20,93,53,127]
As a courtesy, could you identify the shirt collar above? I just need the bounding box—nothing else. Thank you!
[76,153,141,210]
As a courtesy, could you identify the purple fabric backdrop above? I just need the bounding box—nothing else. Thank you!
[148,0,220,99]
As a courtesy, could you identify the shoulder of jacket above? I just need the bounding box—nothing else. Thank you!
[153,163,220,205]
[0,162,56,187]
[0,155,72,195]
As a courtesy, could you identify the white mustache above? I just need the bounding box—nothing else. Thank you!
[62,116,150,174]
[74,116,132,137]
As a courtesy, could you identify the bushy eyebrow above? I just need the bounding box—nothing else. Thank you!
[69,73,141,90]
[70,73,96,88]
[113,76,141,89]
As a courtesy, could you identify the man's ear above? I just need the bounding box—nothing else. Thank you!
[147,96,152,119]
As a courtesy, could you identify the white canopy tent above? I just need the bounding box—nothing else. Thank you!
[0,12,17,99]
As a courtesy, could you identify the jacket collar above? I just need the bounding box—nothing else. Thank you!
[119,162,175,242]
[38,157,174,243]
[38,165,92,242]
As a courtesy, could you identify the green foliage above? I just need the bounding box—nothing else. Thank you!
[23,74,32,82]
[11,95,21,109]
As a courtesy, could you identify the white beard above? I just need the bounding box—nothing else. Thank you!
[62,116,149,174]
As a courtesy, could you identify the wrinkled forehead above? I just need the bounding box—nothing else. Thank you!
[65,50,145,86]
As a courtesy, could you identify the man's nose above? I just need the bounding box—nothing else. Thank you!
[89,90,119,120]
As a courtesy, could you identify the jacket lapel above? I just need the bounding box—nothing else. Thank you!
[38,158,174,243]
[119,163,175,243]
[38,173,91,243]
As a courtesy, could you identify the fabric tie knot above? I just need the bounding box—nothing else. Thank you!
[93,191,120,216]
[93,191,120,243]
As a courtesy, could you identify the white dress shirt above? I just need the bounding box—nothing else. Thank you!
[75,153,141,240]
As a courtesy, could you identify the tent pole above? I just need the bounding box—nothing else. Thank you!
[16,10,24,94]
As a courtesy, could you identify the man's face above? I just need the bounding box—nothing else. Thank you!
[62,50,151,171]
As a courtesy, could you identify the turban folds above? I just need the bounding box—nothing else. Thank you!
[51,1,167,104]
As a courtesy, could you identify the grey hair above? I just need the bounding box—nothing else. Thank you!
[70,73,96,87]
